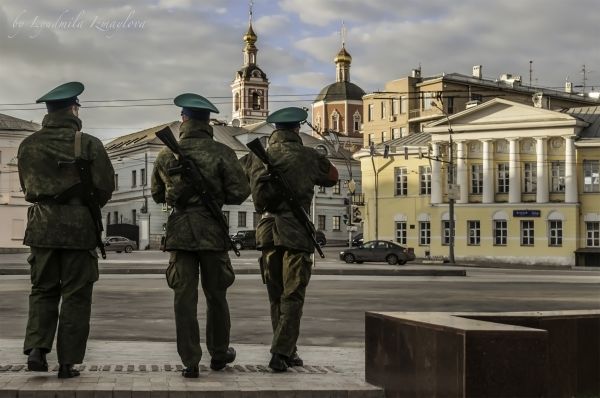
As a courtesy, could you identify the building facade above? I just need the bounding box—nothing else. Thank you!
[103,121,361,249]
[362,66,600,147]
[0,114,39,251]
[355,99,600,266]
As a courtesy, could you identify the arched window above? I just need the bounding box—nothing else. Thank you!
[331,111,340,132]
[234,92,240,111]
[353,111,361,132]
[252,92,261,110]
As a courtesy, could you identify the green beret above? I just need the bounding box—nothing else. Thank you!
[266,107,308,124]
[174,93,219,114]
[36,82,84,103]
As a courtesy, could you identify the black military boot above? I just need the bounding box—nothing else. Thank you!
[181,365,199,378]
[27,348,48,372]
[268,353,288,372]
[285,351,303,367]
[58,364,80,379]
[210,347,236,371]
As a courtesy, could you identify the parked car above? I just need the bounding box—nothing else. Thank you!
[231,229,326,250]
[231,230,257,250]
[351,233,363,247]
[315,230,327,247]
[339,240,415,265]
[104,236,137,253]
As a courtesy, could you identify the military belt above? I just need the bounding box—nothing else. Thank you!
[172,204,205,215]
[36,196,85,206]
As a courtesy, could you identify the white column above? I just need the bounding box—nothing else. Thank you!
[431,143,442,204]
[482,139,494,203]
[456,140,468,204]
[536,137,549,203]
[564,135,578,203]
[508,138,521,203]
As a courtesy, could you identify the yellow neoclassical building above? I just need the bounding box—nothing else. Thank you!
[354,99,600,266]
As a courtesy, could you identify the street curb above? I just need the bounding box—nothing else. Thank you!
[0,267,467,277]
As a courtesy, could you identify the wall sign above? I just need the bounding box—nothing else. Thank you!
[513,210,541,217]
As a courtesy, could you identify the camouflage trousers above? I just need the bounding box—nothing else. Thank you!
[166,250,235,368]
[24,247,99,364]
[261,247,312,357]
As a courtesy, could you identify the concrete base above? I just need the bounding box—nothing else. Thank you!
[365,310,600,398]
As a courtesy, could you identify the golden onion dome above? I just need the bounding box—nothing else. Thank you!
[334,45,352,64]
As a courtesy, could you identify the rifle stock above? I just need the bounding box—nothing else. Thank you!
[156,126,240,257]
[247,138,325,258]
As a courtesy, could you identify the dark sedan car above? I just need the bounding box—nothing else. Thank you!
[339,240,415,265]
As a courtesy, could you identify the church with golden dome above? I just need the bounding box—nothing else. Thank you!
[312,37,366,149]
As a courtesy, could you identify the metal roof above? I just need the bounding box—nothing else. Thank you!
[314,81,366,102]
[377,132,431,149]
[0,113,40,132]
[564,106,600,138]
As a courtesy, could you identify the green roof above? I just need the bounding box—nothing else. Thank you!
[314,81,365,102]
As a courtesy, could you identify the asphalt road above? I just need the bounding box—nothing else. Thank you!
[1,269,599,347]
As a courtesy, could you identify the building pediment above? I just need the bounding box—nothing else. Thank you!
[425,98,584,135]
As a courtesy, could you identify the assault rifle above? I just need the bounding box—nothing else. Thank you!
[155,126,240,257]
[246,138,325,258]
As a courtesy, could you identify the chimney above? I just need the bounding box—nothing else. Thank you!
[472,65,482,79]
[411,68,421,78]
[565,81,573,93]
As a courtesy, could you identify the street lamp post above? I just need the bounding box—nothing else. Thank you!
[432,100,456,264]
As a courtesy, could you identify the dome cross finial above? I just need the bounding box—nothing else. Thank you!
[341,20,346,48]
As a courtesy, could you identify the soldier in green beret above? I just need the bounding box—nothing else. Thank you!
[241,107,339,372]
[18,82,115,378]
[151,94,250,377]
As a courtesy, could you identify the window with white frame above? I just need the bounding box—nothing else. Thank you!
[419,165,431,195]
[353,112,361,132]
[333,180,341,195]
[583,160,600,192]
[468,220,480,245]
[332,216,341,231]
[422,92,433,110]
[395,221,407,244]
[523,162,537,193]
[392,98,400,115]
[381,131,387,142]
[392,128,401,139]
[586,222,600,247]
[380,101,386,119]
[131,170,137,187]
[550,161,565,192]
[494,220,507,246]
[317,215,326,231]
[318,186,326,194]
[497,163,509,193]
[368,104,374,121]
[238,211,247,227]
[442,220,451,246]
[520,220,534,246]
[331,112,340,132]
[548,220,563,247]
[419,221,430,245]
[368,133,374,145]
[400,127,406,138]
[471,164,483,194]
[401,96,408,113]
[394,167,408,196]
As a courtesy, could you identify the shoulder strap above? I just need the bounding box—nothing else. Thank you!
[74,131,82,158]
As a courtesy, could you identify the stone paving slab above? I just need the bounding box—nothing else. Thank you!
[0,340,382,398]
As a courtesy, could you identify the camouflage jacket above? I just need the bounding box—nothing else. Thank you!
[151,119,250,251]
[18,109,115,249]
[242,128,338,253]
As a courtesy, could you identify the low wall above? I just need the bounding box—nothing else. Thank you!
[365,310,600,398]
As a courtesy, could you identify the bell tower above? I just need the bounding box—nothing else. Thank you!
[231,1,270,126]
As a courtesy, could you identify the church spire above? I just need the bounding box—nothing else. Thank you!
[334,21,352,82]
[243,0,258,66]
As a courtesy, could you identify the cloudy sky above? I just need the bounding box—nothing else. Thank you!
[1,0,598,141]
